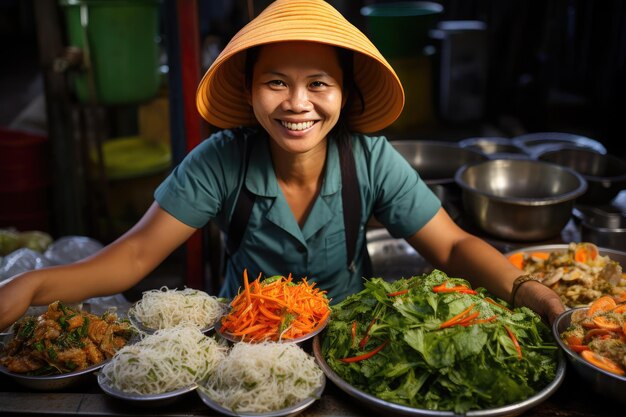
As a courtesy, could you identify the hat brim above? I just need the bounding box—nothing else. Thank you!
[196,0,405,133]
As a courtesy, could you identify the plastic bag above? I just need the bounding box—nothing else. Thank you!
[0,248,55,281]
[44,236,104,265]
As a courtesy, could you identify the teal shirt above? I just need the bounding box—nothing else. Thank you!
[154,128,440,303]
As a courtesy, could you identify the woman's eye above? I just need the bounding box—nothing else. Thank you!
[310,81,327,88]
[268,80,286,87]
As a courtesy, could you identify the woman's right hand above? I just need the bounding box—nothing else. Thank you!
[0,270,41,331]
[0,202,197,332]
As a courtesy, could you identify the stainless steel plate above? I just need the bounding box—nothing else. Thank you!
[504,243,626,265]
[366,228,433,281]
[214,314,329,345]
[0,361,106,391]
[127,302,227,334]
[312,334,566,417]
[552,308,626,404]
[97,372,198,407]
[196,373,325,417]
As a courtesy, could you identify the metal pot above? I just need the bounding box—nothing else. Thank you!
[574,206,626,251]
[512,132,606,158]
[391,140,489,221]
[455,159,587,241]
[536,146,626,205]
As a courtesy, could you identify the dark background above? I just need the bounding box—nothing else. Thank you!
[0,0,625,241]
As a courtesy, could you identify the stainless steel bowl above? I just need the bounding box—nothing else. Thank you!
[214,314,329,345]
[0,361,106,391]
[196,372,325,417]
[574,206,626,251]
[458,137,528,160]
[512,132,606,158]
[391,140,489,187]
[552,308,626,405]
[97,372,198,407]
[127,302,226,335]
[312,334,565,417]
[366,228,433,281]
[390,140,489,208]
[455,159,587,241]
[536,146,626,205]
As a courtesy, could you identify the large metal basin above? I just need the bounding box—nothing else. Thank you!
[455,159,587,241]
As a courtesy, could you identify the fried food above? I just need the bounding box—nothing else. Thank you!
[0,301,132,375]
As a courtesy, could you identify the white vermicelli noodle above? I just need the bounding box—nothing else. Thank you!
[129,286,226,330]
[101,326,227,394]
[201,342,324,413]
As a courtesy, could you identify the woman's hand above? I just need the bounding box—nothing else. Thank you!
[513,280,565,325]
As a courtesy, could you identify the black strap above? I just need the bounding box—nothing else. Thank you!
[226,139,255,255]
[337,136,361,272]
[226,136,361,271]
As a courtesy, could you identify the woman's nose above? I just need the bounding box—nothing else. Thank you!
[283,86,312,112]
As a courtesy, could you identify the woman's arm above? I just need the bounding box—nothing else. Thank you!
[406,207,564,324]
[0,202,197,331]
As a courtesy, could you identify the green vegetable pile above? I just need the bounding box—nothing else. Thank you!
[321,270,559,414]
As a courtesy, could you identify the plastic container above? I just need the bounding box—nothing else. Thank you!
[59,0,162,104]
[97,137,171,238]
[0,128,51,232]
[360,1,443,59]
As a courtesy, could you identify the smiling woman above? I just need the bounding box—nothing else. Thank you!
[0,0,564,343]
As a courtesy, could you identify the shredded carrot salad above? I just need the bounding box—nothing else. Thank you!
[219,269,331,342]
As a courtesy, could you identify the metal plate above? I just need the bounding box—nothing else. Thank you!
[196,373,325,417]
[503,243,626,265]
[553,308,626,404]
[312,334,566,417]
[127,304,226,335]
[214,314,329,345]
[97,372,198,407]
[366,228,433,282]
[0,361,106,391]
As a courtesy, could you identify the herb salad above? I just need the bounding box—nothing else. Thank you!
[321,270,559,414]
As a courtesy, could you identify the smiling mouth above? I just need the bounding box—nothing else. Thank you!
[280,120,315,131]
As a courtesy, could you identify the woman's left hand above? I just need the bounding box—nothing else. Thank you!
[514,280,565,325]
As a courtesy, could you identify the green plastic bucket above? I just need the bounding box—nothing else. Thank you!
[361,1,443,59]
[59,0,162,104]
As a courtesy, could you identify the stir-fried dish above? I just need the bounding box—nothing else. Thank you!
[560,296,626,376]
[0,301,132,375]
[322,270,559,414]
[508,242,626,307]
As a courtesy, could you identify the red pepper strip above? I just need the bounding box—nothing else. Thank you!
[359,318,377,348]
[455,311,480,326]
[431,281,449,292]
[433,285,477,295]
[387,289,410,297]
[350,321,357,348]
[339,340,389,363]
[439,303,476,329]
[470,315,498,325]
[504,325,522,360]
[485,297,513,313]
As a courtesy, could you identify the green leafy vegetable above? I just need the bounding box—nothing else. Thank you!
[321,270,559,414]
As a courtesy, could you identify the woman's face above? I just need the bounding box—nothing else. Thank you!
[248,41,345,155]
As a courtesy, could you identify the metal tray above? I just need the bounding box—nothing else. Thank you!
[312,334,566,417]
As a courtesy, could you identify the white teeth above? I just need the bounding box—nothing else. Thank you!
[281,120,314,131]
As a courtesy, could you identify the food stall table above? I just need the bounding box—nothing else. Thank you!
[0,360,623,416]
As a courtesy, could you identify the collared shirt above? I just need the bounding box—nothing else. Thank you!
[155,127,440,303]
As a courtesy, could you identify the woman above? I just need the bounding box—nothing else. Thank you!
[0,0,564,331]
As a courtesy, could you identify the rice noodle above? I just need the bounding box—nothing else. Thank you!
[129,287,226,330]
[101,326,227,394]
[201,341,324,413]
